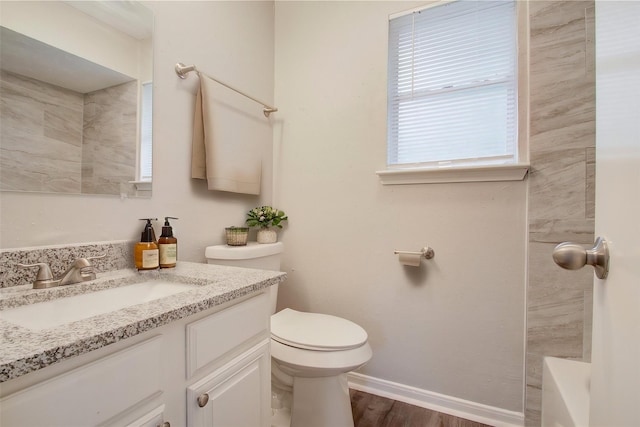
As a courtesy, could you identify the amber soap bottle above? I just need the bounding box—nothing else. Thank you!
[159,217,178,268]
[135,218,159,270]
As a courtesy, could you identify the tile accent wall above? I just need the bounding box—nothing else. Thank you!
[0,70,83,193]
[81,81,138,195]
[0,71,138,196]
[526,1,596,425]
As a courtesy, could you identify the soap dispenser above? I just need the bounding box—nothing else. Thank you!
[135,218,159,270]
[158,217,178,268]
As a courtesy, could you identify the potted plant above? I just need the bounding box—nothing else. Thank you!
[246,206,288,243]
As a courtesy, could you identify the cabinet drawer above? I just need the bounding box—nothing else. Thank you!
[187,291,269,378]
[0,336,163,427]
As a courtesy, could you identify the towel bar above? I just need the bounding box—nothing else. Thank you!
[175,62,278,117]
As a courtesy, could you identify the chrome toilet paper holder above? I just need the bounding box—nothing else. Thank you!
[394,246,435,260]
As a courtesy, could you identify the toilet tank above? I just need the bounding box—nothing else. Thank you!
[205,242,283,314]
[205,242,283,271]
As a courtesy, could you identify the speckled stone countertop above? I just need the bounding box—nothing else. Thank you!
[0,262,286,382]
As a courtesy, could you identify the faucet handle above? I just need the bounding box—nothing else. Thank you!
[18,262,54,281]
[17,263,61,289]
[80,254,105,277]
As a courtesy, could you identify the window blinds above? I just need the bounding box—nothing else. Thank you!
[387,0,517,167]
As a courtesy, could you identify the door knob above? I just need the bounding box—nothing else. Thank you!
[552,236,609,279]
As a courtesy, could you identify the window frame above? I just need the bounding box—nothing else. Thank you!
[378,0,529,184]
[138,80,153,182]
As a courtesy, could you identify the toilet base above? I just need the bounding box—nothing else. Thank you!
[271,381,293,427]
[290,373,354,427]
[271,372,354,427]
[271,406,291,427]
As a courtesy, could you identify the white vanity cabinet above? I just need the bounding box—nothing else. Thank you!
[0,289,272,427]
[0,336,167,426]
[185,291,271,427]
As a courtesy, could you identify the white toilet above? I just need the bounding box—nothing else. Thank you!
[205,242,372,427]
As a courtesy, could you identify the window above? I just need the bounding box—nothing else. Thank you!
[382,0,526,183]
[139,81,153,182]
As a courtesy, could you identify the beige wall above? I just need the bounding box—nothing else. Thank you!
[0,0,596,423]
[0,1,141,79]
[274,1,527,414]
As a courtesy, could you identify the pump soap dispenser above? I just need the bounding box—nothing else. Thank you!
[159,217,178,268]
[135,218,159,270]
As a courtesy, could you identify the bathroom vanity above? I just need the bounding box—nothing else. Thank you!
[0,262,286,426]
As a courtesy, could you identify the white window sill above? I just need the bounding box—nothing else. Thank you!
[130,181,152,191]
[376,164,529,185]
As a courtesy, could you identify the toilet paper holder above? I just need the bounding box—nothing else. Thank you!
[394,246,435,260]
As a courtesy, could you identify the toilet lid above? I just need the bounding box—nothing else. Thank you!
[271,308,368,351]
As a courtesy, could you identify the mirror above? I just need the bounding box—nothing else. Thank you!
[0,1,153,197]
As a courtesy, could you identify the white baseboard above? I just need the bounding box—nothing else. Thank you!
[347,372,524,427]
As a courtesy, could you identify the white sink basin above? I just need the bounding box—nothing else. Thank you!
[1,280,199,331]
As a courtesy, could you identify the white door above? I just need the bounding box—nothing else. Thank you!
[590,1,640,425]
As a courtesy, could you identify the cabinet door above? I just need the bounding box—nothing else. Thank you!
[187,340,270,427]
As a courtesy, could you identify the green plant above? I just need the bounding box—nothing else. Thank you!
[246,206,288,229]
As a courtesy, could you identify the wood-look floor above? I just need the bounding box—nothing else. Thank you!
[350,390,493,427]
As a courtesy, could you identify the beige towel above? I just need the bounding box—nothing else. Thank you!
[191,74,262,195]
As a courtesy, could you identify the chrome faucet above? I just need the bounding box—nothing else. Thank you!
[19,254,105,289]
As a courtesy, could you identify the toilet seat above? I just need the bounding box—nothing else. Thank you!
[271,308,368,351]
[270,338,372,378]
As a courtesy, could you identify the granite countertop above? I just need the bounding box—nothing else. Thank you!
[0,262,286,382]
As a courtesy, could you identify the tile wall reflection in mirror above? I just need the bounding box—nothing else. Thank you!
[0,1,153,197]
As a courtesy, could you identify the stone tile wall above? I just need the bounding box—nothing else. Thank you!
[0,71,138,196]
[81,81,137,195]
[526,1,596,425]
[0,70,83,193]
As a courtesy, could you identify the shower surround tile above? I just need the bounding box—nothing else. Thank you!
[526,1,595,425]
[0,70,137,196]
[0,70,84,193]
[527,242,590,356]
[44,104,83,145]
[528,86,595,152]
[529,219,594,244]
[529,1,595,153]
[81,81,137,195]
[528,148,587,220]
[585,147,596,219]
[525,384,542,427]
